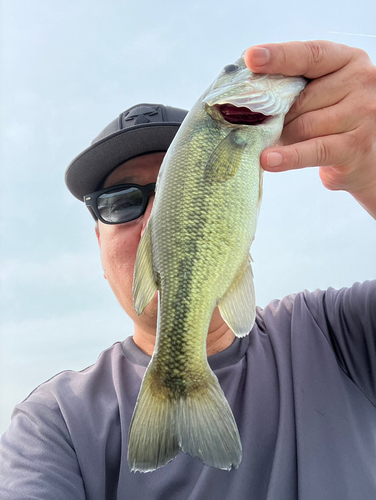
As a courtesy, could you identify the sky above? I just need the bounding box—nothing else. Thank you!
[1,0,376,434]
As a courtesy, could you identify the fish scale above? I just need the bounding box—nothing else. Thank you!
[128,52,306,472]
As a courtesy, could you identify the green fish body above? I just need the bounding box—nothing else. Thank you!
[128,54,306,472]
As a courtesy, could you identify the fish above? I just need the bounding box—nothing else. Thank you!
[128,52,306,472]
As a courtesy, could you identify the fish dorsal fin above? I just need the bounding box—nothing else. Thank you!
[218,255,256,337]
[204,130,246,183]
[133,222,158,315]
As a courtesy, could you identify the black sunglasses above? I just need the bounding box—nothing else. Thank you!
[84,183,156,224]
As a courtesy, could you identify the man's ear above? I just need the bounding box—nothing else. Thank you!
[95,226,107,279]
[95,225,101,246]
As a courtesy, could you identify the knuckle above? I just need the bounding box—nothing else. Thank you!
[291,86,309,116]
[352,100,370,124]
[345,131,359,158]
[363,94,376,133]
[334,133,358,172]
[351,47,371,63]
[352,126,373,157]
[314,139,330,165]
[369,99,376,117]
[305,41,326,67]
[365,130,376,154]
[277,45,289,67]
[360,64,376,88]
[290,146,304,168]
[296,113,314,140]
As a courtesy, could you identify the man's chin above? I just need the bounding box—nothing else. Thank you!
[136,291,159,322]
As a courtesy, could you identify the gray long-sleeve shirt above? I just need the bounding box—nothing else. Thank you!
[1,281,376,499]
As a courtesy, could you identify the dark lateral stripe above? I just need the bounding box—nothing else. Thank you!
[156,201,209,398]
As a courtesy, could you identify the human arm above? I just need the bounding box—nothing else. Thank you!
[306,281,376,405]
[0,399,86,500]
[244,40,376,219]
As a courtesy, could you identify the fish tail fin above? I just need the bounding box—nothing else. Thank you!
[176,370,242,470]
[128,363,242,472]
[128,366,180,472]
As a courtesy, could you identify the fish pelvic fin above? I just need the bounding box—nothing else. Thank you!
[128,363,242,472]
[218,256,256,337]
[204,130,246,183]
[133,222,158,315]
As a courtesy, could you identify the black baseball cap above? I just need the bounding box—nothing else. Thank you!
[65,103,188,201]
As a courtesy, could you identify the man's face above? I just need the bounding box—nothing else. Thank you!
[95,152,164,333]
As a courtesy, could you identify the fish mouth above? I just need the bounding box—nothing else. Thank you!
[217,104,269,125]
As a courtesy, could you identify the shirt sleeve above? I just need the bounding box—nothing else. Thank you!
[309,280,376,407]
[0,398,86,500]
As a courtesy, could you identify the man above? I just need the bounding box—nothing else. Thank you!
[1,40,375,499]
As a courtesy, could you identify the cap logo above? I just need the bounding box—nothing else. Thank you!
[123,105,161,125]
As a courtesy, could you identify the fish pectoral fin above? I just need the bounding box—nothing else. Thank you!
[133,222,158,315]
[204,130,246,183]
[218,256,256,337]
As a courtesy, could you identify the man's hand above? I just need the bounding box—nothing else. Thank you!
[244,40,376,219]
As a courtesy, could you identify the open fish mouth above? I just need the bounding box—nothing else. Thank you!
[217,104,269,126]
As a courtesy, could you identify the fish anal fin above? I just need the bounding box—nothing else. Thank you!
[218,256,256,337]
[204,130,246,183]
[133,222,158,315]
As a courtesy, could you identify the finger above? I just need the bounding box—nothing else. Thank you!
[244,40,359,79]
[280,98,357,146]
[260,133,357,172]
[285,66,352,125]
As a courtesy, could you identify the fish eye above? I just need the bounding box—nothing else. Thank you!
[223,64,239,73]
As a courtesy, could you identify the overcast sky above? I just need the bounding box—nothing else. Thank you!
[1,0,375,434]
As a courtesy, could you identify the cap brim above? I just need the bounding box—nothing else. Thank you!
[65,122,180,200]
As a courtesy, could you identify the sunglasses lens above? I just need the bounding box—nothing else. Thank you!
[97,187,144,223]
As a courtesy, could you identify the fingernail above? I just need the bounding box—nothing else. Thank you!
[266,152,283,167]
[249,47,270,67]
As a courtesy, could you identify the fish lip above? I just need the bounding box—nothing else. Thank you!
[215,103,271,126]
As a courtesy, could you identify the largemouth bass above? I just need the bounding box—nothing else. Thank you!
[128,52,306,472]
